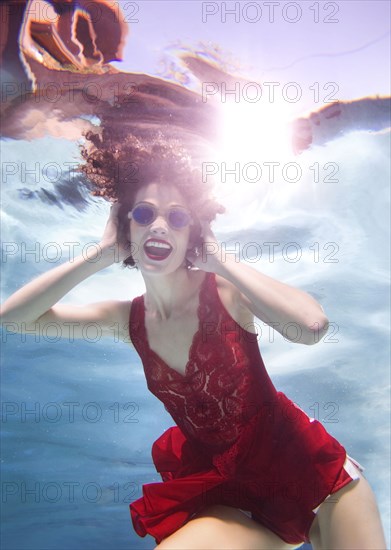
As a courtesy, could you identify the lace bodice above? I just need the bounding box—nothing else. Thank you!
[129,273,277,454]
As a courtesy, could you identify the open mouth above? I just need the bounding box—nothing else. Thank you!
[144,239,173,261]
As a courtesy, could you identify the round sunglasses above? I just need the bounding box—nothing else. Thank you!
[128,203,193,229]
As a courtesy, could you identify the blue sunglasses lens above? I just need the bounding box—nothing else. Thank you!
[131,205,192,229]
[132,205,155,225]
[168,209,191,228]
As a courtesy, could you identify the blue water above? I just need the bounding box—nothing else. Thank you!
[1,129,389,549]
[1,0,390,545]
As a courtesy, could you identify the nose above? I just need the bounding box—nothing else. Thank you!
[150,214,169,235]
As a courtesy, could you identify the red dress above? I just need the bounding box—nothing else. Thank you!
[128,272,357,545]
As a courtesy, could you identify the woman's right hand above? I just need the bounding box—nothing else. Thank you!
[99,202,131,264]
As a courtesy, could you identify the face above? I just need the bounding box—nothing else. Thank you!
[129,183,192,275]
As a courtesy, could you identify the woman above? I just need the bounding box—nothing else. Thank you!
[0,136,386,550]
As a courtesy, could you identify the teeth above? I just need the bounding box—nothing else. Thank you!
[145,241,171,249]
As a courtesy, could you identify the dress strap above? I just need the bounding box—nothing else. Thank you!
[128,295,147,354]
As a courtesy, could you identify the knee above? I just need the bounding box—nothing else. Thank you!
[330,476,378,511]
[316,477,386,549]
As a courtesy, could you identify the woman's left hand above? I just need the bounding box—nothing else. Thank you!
[187,222,223,273]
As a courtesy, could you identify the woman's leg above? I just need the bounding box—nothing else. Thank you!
[155,505,303,550]
[314,474,386,549]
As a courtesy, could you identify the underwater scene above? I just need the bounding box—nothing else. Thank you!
[1,1,390,548]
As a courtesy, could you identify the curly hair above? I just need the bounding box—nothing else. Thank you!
[80,118,224,267]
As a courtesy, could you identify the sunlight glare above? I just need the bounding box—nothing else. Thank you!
[212,98,294,207]
[217,99,292,161]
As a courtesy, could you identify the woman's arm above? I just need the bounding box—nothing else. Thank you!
[191,224,329,345]
[217,259,328,345]
[0,204,131,342]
